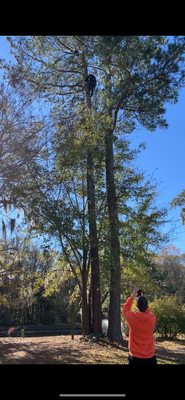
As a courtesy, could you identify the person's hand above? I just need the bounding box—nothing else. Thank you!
[132,287,139,298]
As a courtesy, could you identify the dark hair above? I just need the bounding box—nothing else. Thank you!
[137,296,148,312]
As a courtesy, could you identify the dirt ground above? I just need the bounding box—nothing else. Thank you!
[0,335,184,364]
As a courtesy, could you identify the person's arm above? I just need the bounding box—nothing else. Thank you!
[123,287,138,322]
[123,296,134,315]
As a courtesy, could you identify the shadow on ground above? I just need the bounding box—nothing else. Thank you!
[0,336,184,364]
[155,337,185,364]
[0,337,128,364]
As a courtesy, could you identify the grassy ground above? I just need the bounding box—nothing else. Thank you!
[0,334,184,364]
[155,335,185,364]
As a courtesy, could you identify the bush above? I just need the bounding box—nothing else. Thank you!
[150,296,185,339]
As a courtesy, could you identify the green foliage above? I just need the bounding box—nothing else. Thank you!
[121,258,166,303]
[150,296,185,339]
[95,36,185,133]
[155,246,185,302]
[171,190,185,224]
[0,237,70,325]
[171,190,185,208]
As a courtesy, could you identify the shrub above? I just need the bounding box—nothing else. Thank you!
[150,296,185,339]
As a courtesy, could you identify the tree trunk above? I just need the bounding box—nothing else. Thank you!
[87,150,102,333]
[83,58,102,335]
[81,267,91,335]
[105,128,123,343]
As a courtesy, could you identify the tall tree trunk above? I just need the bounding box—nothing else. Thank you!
[86,150,102,333]
[81,246,91,335]
[81,281,90,335]
[105,128,123,343]
[83,58,102,334]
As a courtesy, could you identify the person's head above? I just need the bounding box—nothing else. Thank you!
[137,296,148,312]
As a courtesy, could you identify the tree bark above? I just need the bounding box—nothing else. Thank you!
[81,268,90,335]
[105,128,123,343]
[86,150,102,333]
[83,58,102,334]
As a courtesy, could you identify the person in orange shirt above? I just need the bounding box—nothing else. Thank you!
[123,287,157,365]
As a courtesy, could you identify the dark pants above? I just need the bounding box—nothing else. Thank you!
[128,355,157,365]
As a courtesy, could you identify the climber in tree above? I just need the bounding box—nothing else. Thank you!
[85,74,96,97]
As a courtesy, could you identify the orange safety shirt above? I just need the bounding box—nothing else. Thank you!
[123,296,156,359]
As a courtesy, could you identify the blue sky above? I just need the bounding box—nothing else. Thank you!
[131,90,185,253]
[0,35,185,253]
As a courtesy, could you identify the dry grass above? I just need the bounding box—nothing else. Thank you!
[0,334,184,364]
[155,335,185,364]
